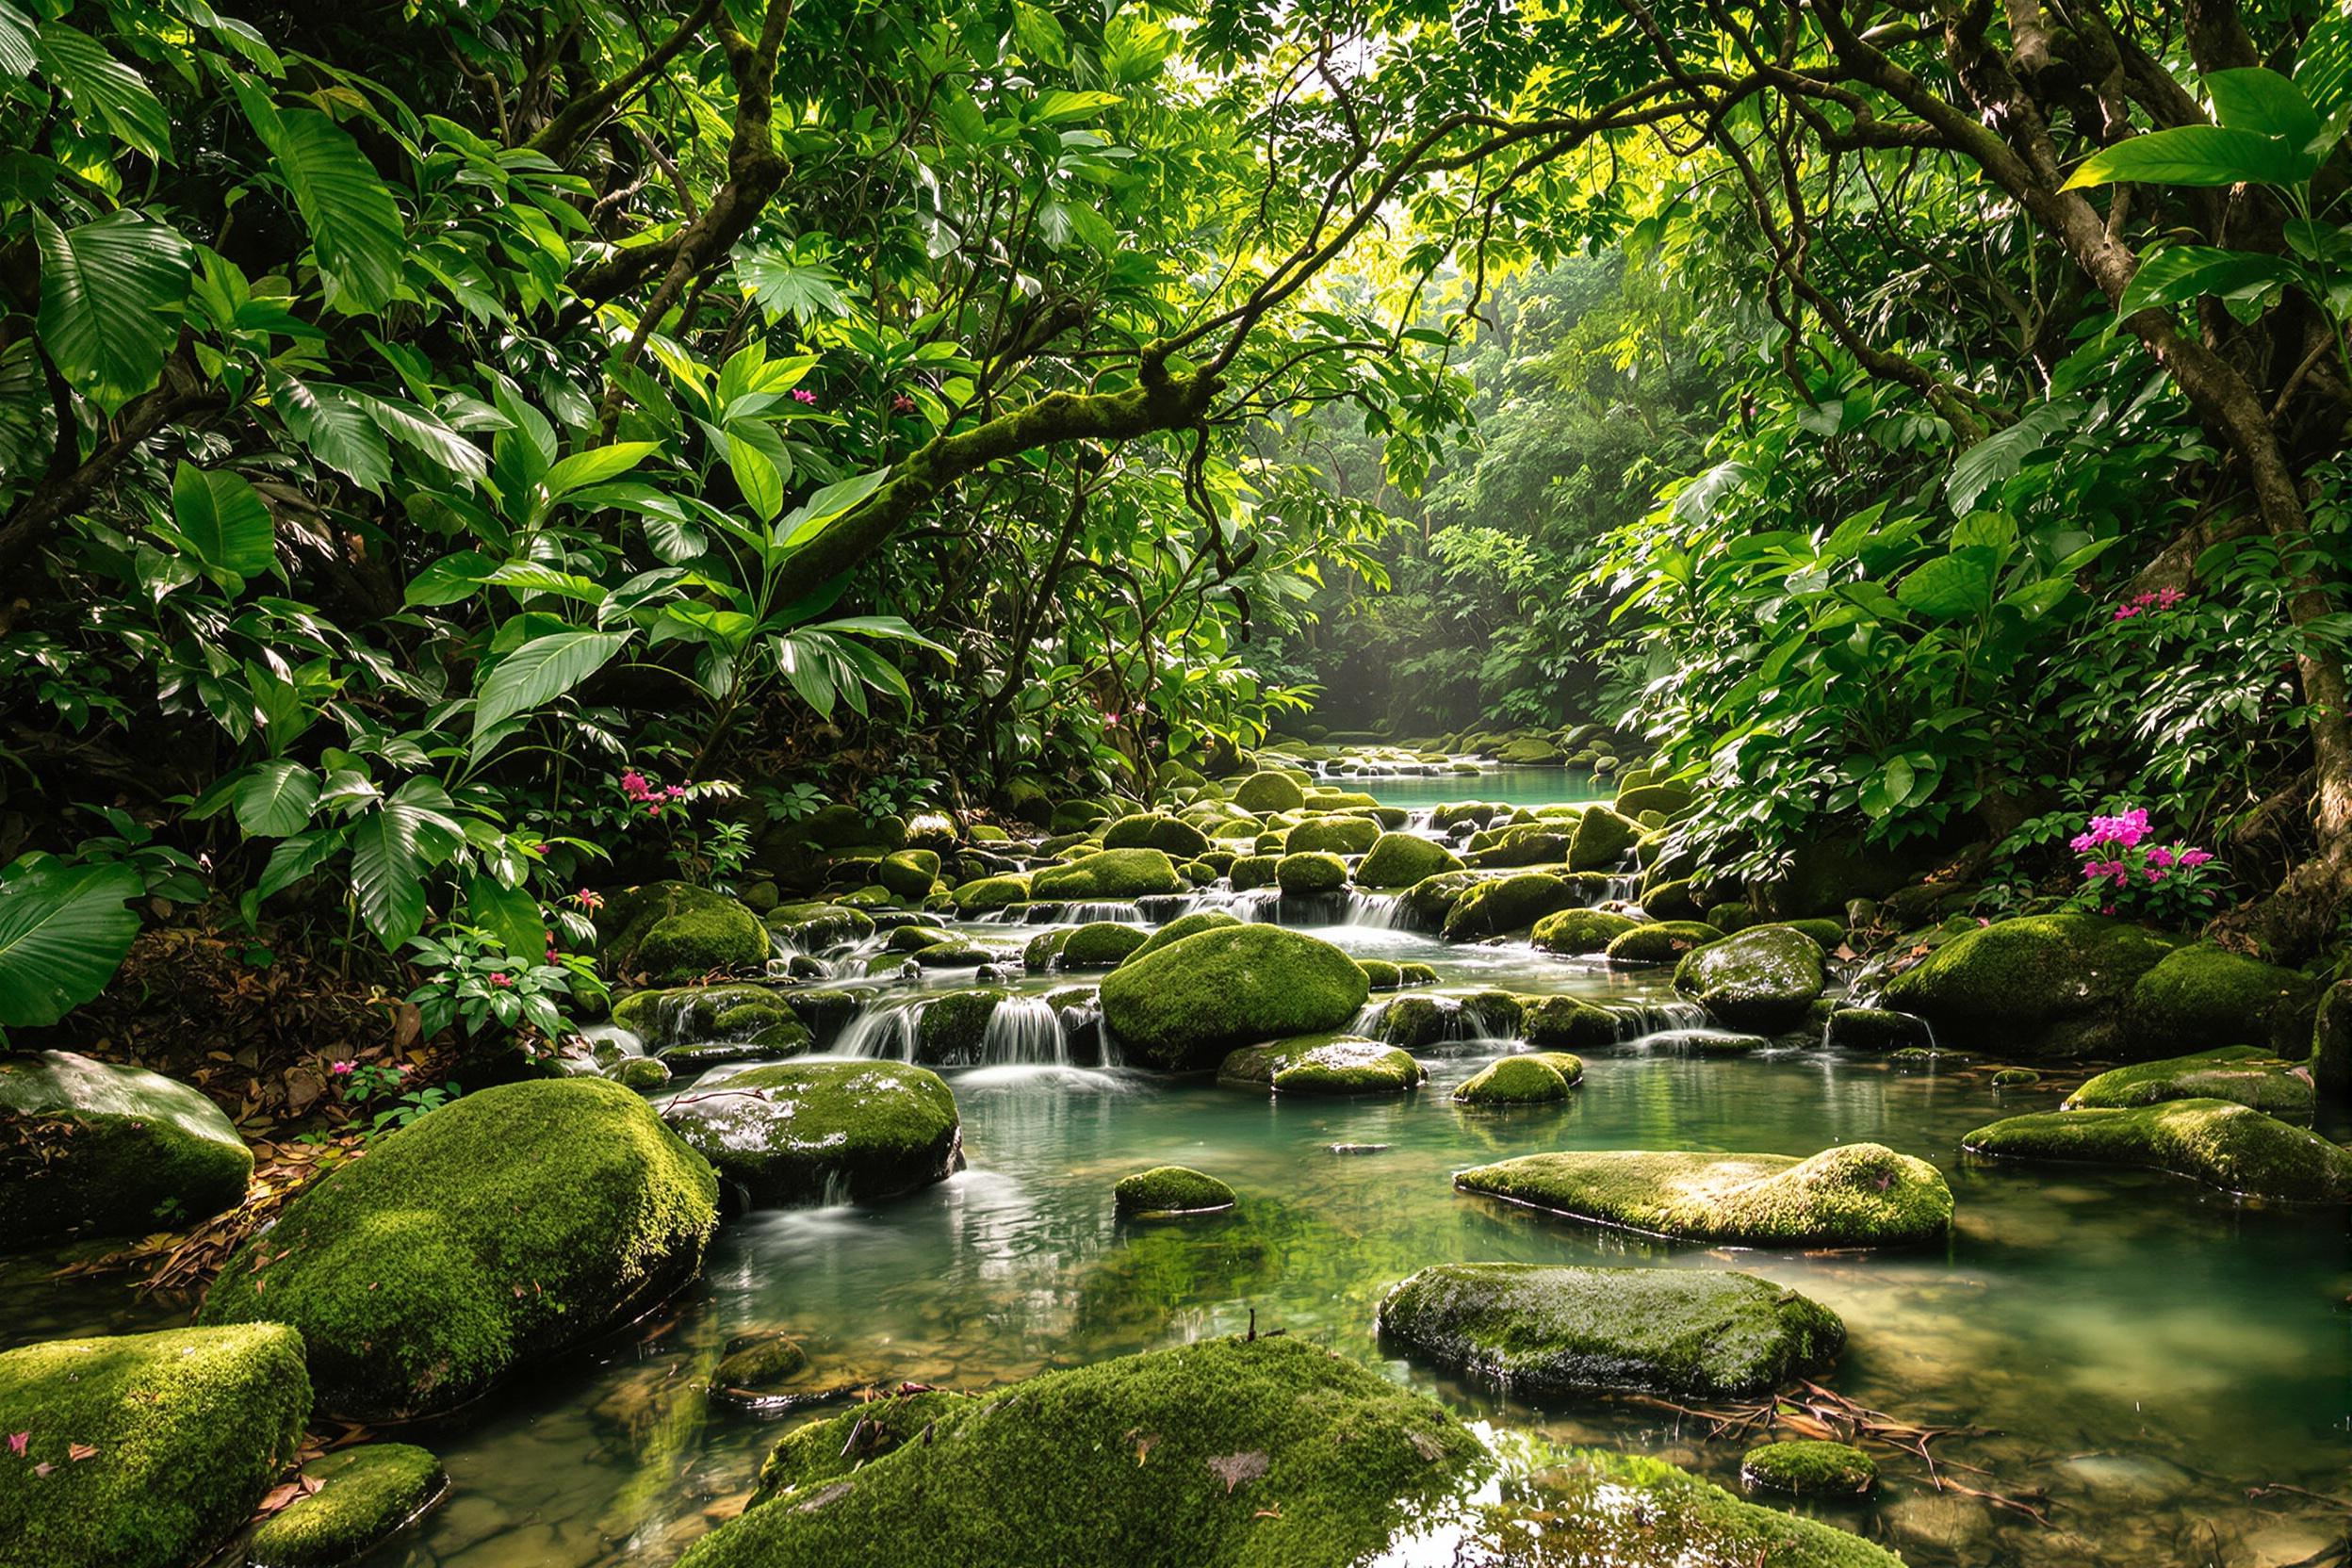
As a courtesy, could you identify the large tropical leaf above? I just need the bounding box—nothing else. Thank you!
[348,787,464,948]
[233,759,321,837]
[472,628,632,741]
[272,371,392,491]
[34,210,192,414]
[463,870,546,966]
[267,108,406,314]
[542,441,659,504]
[171,462,276,580]
[0,858,143,1030]
[34,22,169,158]
[2062,124,2318,190]
[2116,244,2302,319]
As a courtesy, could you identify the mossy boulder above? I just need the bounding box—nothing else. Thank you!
[1495,737,1565,764]
[1217,1036,1424,1096]
[602,880,771,982]
[675,1335,1482,1568]
[710,1331,810,1408]
[1031,848,1184,900]
[1441,872,1580,940]
[614,983,810,1054]
[877,848,941,899]
[1991,1067,2042,1087]
[611,1055,674,1091]
[1962,1099,2352,1201]
[0,1051,252,1243]
[660,1060,960,1205]
[952,873,1034,915]
[0,1324,311,1568]
[2066,1046,2315,1119]
[1276,850,1348,893]
[1286,815,1380,856]
[1452,1054,1582,1105]
[1520,996,1622,1051]
[1457,1143,1953,1248]
[1397,869,1482,930]
[199,1078,719,1419]
[1099,926,1370,1070]
[1229,853,1281,891]
[1639,875,1707,922]
[1059,922,1152,970]
[1377,1264,1843,1399]
[1740,1440,1877,1498]
[1355,832,1463,889]
[1358,958,1403,990]
[1615,781,1696,818]
[245,1443,447,1567]
[1878,913,2180,1060]
[1233,771,1307,812]
[1566,806,1642,871]
[764,902,875,953]
[1129,909,1244,961]
[1674,925,1826,1033]
[1529,906,1641,956]
[1604,921,1723,964]
[2125,943,2323,1057]
[1823,1006,1933,1052]
[1103,813,1214,858]
[1113,1165,1236,1214]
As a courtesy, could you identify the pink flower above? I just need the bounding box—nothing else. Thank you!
[664,784,686,799]
[573,889,605,912]
[2146,845,2175,870]
[2156,586,2183,609]
[330,1060,355,1076]
[488,972,512,989]
[2145,866,2167,883]
[792,388,817,404]
[621,770,648,797]
[647,805,662,816]
[2179,847,2213,868]
[2068,831,2097,853]
[2114,603,2140,621]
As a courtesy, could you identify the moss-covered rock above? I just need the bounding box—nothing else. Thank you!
[1638,875,1707,923]
[611,1055,674,1091]
[1520,995,1622,1051]
[1032,848,1184,900]
[1604,921,1723,964]
[1358,958,1403,990]
[1452,1054,1581,1105]
[1567,806,1642,871]
[0,1051,252,1243]
[1822,1006,1932,1052]
[878,848,941,900]
[1396,869,1481,930]
[1276,850,1348,893]
[245,1443,447,1567]
[1217,1036,1424,1096]
[1615,781,1696,817]
[1740,1440,1877,1498]
[200,1079,718,1419]
[709,1331,810,1410]
[1233,771,1307,812]
[1355,832,1463,889]
[1878,913,2180,1060]
[602,881,771,982]
[0,1324,311,1568]
[1963,1098,2352,1201]
[1457,1143,1953,1248]
[659,1060,960,1206]
[1529,906,1641,956]
[1228,853,1280,891]
[1377,1263,1841,1399]
[2125,942,2323,1057]
[1674,925,1826,1033]
[1495,737,1565,764]
[1058,922,1152,970]
[2066,1046,2315,1119]
[1128,910,1245,962]
[678,1336,1482,1568]
[1286,816,1380,856]
[1104,813,1214,858]
[1991,1067,2042,1087]
[1113,1165,1236,1214]
[952,873,1034,915]
[1442,872,1580,940]
[1099,926,1370,1070]
[764,902,879,954]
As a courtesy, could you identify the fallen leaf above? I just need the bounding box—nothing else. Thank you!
[1206,1450,1268,1494]
[67,1443,97,1462]
[7,1432,25,1455]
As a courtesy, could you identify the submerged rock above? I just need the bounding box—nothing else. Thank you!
[1355,831,1462,889]
[1114,1165,1237,1214]
[1822,1006,1933,1052]
[0,1051,252,1242]
[1217,1036,1424,1096]
[1031,848,1184,900]
[1740,1439,1878,1497]
[1099,925,1369,1070]
[245,1443,448,1567]
[1452,1054,1582,1105]
[200,1078,719,1419]
[660,1061,961,1205]
[710,1331,811,1409]
[1673,925,1825,1033]
[676,1336,1483,1568]
[1456,1143,1953,1247]
[2066,1046,2314,1119]
[0,1325,310,1568]
[1377,1263,1842,1399]
[1962,1099,2352,1202]
[1878,913,2180,1059]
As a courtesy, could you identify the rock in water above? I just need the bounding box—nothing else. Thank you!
[1114,1166,1236,1214]
[1455,1144,1953,1247]
[1673,925,1825,1033]
[1217,1036,1424,1096]
[673,1336,1484,1568]
[659,1060,961,1205]
[1378,1264,1841,1399]
[1099,925,1369,1070]
[0,1325,310,1568]
[1962,1099,2352,1202]
[2124,942,2323,1057]
[1030,848,1184,900]
[199,1078,719,1419]
[1878,913,2180,1059]
[599,880,772,983]
[2066,1046,2315,1120]
[0,1051,252,1242]
[1740,1439,1878,1497]
[1452,1054,1582,1105]
[1355,831,1462,890]
[244,1443,448,1567]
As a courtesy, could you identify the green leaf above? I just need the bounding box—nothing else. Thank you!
[170,462,276,579]
[778,467,891,548]
[542,441,657,503]
[0,858,142,1029]
[406,549,498,607]
[265,108,405,313]
[2205,68,2324,148]
[34,23,169,158]
[2117,244,2303,318]
[463,870,545,964]
[1859,757,1917,820]
[35,211,192,415]
[2061,124,2317,190]
[256,829,342,899]
[0,3,36,78]
[1895,554,1995,621]
[2302,1,2352,144]
[473,628,632,740]
[272,372,391,492]
[1033,89,1123,123]
[727,430,783,522]
[233,759,320,837]
[348,795,462,949]
[732,245,850,323]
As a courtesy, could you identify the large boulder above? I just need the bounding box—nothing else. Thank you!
[952,873,1033,915]
[1604,920,1723,964]
[0,1325,310,1568]
[676,1336,1483,1568]
[1530,906,1641,956]
[2124,943,2322,1057]
[1877,913,2180,1059]
[199,1078,718,1419]
[1456,1144,1953,1248]
[1673,925,1825,1033]
[244,1443,448,1567]
[1451,1054,1582,1105]
[1103,813,1214,858]
[1377,1264,1842,1399]
[1355,832,1462,889]
[1440,872,1580,940]
[1217,1035,1424,1096]
[1031,848,1184,900]
[1100,926,1370,1070]
[0,1051,251,1242]
[1566,806,1642,871]
[1286,815,1379,856]
[1275,850,1348,893]
[659,1061,961,1204]
[1128,909,1244,961]
[1399,870,1482,929]
[1233,771,1307,812]
[877,849,941,900]
[2066,1046,2314,1119]
[1963,1099,2352,1201]
[601,880,771,983]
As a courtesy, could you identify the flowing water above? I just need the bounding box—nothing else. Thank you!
[6,769,2347,1568]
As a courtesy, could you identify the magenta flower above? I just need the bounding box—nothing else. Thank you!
[792,388,817,404]
[2179,848,2213,868]
[488,972,512,989]
[2114,603,2140,621]
[329,1060,355,1076]
[664,784,686,799]
[7,1433,24,1456]
[2146,846,2175,870]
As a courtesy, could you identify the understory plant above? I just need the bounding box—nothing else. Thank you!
[2066,808,2226,924]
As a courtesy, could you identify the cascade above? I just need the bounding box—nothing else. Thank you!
[980,995,1067,1065]
[836,999,923,1060]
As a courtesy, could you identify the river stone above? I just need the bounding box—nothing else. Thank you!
[877,848,941,899]
[1287,815,1380,856]
[1740,1439,1878,1497]
[1530,906,1641,955]
[678,1335,1483,1568]
[1604,921,1724,964]
[1233,771,1307,812]
[0,1051,252,1242]
[200,1078,719,1419]
[1520,995,1622,1050]
[1114,1165,1236,1214]
[1103,813,1214,858]
[1823,1006,1933,1051]
[600,880,772,983]
[1456,1143,1954,1247]
[1275,850,1348,893]
[1674,925,1825,1032]
[1452,1054,1583,1105]
[0,1325,310,1568]
[2124,942,2323,1057]
[1031,847,1185,900]
[1355,832,1462,889]
[2066,1046,2314,1119]
[710,1331,810,1408]
[1100,925,1369,1070]
[1962,1098,2352,1201]
[1216,1036,1424,1096]
[1376,1263,1842,1399]
[659,1061,961,1205]
[1566,805,1642,871]
[245,1443,448,1567]
[1441,872,1580,939]
[951,873,1033,914]
[1878,913,2180,1060]
[1058,921,1152,969]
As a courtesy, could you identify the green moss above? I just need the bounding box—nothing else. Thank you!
[916,988,1004,1061]
[1129,910,1244,961]
[659,1060,960,1205]
[1529,907,1641,956]
[680,1336,1483,1568]
[0,1325,311,1568]
[0,1051,252,1243]
[1376,995,1446,1049]
[1886,1046,1968,1070]
[764,903,876,952]
[1495,737,1565,764]
[1674,926,1826,1033]
[1276,850,1348,892]
[611,1056,674,1091]
[1441,873,1579,939]
[1991,1067,2042,1087]
[1785,917,1846,950]
[1230,853,1281,890]
[1103,813,1214,858]
[1377,1263,1842,1399]
[1567,806,1641,871]
[1233,771,1307,812]
[1398,962,1439,986]
[199,1079,719,1419]
[1355,832,1463,889]
[1457,1143,1954,1248]
[2066,1046,2314,1119]
[1705,900,1758,932]
[1217,1036,1424,1096]
[659,1039,777,1070]
[1963,1098,2352,1201]
[246,1443,447,1567]
[952,873,1034,915]
[750,1388,975,1504]
[1033,848,1184,900]
[1879,913,2180,1059]
[1740,1440,1877,1498]
[878,849,941,899]
[2126,942,2324,1057]
[1520,996,1621,1051]
[603,881,771,983]
[710,1331,808,1403]
[1099,925,1370,1070]
[1453,1055,1577,1105]
[1638,875,1707,922]
[886,923,953,953]
[1114,1165,1237,1213]
[1604,921,1723,964]
[1822,1007,1931,1052]
[1614,781,1695,817]
[1395,869,1479,930]
[1286,815,1380,855]
[1058,922,1152,969]
[1358,958,1402,989]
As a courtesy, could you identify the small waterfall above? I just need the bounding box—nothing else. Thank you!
[981,995,1066,1065]
[1065,901,1149,923]
[1600,999,1711,1039]
[1603,873,1642,904]
[1404,808,1435,833]
[837,1000,921,1060]
[1340,890,1407,927]
[580,1021,645,1058]
[1347,999,1385,1036]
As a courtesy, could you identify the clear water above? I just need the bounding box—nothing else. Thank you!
[1334,764,1609,809]
[6,770,2346,1568]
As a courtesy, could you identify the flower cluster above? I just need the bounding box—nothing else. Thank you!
[620,768,689,818]
[2111,586,2184,622]
[791,387,817,404]
[2066,804,2220,920]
